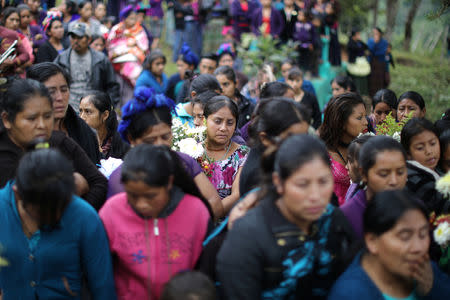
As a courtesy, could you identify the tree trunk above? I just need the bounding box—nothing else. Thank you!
[403,0,423,51]
[385,0,400,41]
[373,0,379,28]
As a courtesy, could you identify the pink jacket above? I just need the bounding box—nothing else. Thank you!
[99,192,210,300]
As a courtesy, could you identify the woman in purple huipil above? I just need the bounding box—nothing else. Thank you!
[250,0,284,38]
[340,136,408,239]
[231,0,260,41]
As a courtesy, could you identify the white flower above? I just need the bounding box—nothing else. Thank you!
[434,222,450,246]
[172,118,183,127]
[98,158,123,179]
[357,132,375,138]
[186,125,206,135]
[178,138,204,158]
[436,172,450,199]
[392,132,401,142]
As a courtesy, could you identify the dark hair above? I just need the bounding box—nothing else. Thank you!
[27,62,72,85]
[319,92,365,149]
[260,82,293,99]
[434,109,450,136]
[248,97,309,147]
[214,65,236,83]
[65,0,79,16]
[126,107,172,142]
[203,95,238,122]
[1,7,19,26]
[397,91,426,110]
[364,190,428,236]
[200,53,218,63]
[372,89,397,110]
[401,118,439,155]
[121,144,212,216]
[191,90,219,108]
[16,149,74,228]
[78,1,92,10]
[161,271,216,300]
[265,134,330,183]
[144,49,167,71]
[331,75,356,93]
[287,67,303,80]
[359,136,406,176]
[82,91,117,139]
[189,74,221,98]
[374,27,384,35]
[90,34,106,44]
[281,58,294,67]
[439,129,450,169]
[1,78,52,122]
[347,135,373,164]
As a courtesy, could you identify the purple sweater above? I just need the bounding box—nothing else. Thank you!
[149,0,164,18]
[251,7,285,38]
[340,187,367,239]
[293,21,316,49]
[231,0,261,40]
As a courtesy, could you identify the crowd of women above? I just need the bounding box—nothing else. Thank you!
[0,1,449,300]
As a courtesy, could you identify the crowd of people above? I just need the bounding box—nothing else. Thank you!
[0,0,449,300]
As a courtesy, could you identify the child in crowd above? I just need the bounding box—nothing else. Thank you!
[286,67,321,129]
[293,9,316,73]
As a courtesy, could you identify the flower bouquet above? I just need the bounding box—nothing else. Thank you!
[431,172,450,272]
[171,119,206,159]
[375,112,412,142]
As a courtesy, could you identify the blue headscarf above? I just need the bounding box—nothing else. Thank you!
[179,43,199,68]
[118,87,176,142]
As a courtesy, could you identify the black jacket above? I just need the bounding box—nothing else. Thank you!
[0,130,108,210]
[299,90,322,129]
[347,39,368,64]
[64,105,102,165]
[35,40,69,64]
[217,197,356,299]
[236,92,255,129]
[406,161,450,215]
[54,47,121,107]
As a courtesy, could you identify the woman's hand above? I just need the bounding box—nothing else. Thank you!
[74,172,90,196]
[411,253,433,296]
[228,191,259,229]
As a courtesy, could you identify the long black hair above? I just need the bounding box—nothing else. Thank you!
[121,144,213,217]
[364,190,428,236]
[16,149,75,228]
[82,91,117,140]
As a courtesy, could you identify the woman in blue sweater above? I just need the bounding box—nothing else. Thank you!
[328,190,450,300]
[0,149,116,299]
[135,50,168,94]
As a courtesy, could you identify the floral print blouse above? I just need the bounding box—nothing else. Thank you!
[198,145,250,199]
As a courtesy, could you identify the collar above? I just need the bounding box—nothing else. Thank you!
[407,160,441,181]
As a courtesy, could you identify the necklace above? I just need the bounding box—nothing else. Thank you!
[205,141,232,163]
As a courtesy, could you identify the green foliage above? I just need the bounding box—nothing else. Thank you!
[377,112,411,136]
[236,32,299,77]
[389,50,450,121]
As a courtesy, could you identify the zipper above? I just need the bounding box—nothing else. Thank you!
[154,219,159,236]
[144,220,152,300]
